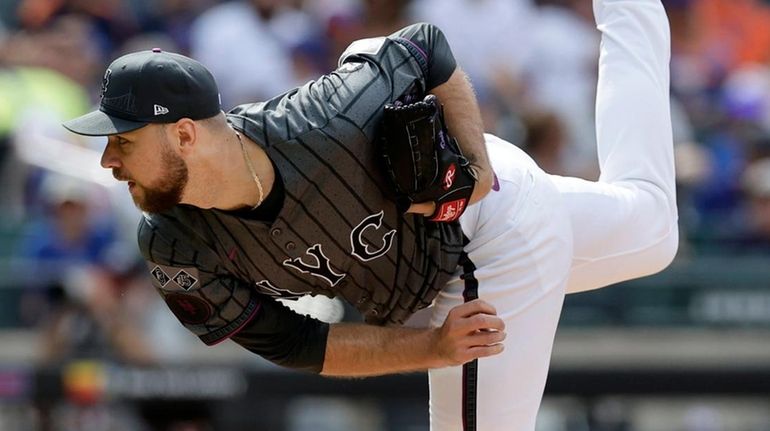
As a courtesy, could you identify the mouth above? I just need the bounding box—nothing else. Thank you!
[128,181,136,190]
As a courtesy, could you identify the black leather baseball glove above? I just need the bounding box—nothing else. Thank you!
[379,94,476,222]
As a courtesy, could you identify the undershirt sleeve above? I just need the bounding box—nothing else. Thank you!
[230,297,330,373]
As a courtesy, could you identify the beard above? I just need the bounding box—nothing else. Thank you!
[120,144,189,214]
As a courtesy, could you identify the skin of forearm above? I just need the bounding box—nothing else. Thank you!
[320,323,442,377]
[430,67,494,205]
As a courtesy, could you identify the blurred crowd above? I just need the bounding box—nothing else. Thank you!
[1,0,770,429]
[1,0,770,357]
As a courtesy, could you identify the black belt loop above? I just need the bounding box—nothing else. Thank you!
[458,252,479,431]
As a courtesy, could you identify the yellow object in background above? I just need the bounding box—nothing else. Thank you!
[62,360,107,406]
[0,67,89,137]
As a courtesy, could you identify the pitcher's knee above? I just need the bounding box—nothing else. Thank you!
[647,222,678,274]
[634,195,679,276]
[624,183,679,276]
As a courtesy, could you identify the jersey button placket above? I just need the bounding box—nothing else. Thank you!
[270,226,295,254]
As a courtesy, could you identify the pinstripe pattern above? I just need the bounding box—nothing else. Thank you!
[138,24,465,345]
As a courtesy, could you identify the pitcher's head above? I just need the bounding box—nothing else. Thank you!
[63,49,223,213]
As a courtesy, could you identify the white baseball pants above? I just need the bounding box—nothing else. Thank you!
[428,0,678,429]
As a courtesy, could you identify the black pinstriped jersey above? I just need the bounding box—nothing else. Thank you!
[139,23,466,369]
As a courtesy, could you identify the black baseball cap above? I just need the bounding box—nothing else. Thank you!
[63,48,221,136]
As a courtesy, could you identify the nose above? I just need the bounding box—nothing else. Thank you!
[100,141,121,169]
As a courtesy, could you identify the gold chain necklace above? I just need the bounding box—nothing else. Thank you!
[236,132,264,210]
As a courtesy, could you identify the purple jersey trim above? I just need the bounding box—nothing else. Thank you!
[395,37,429,63]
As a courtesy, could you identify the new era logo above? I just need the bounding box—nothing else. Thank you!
[154,104,169,115]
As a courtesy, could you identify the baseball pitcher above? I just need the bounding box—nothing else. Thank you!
[63,0,677,429]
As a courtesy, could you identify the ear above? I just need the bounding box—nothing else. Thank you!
[173,118,197,156]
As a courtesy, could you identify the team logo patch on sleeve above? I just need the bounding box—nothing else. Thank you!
[147,263,201,292]
[164,293,212,325]
[151,266,171,287]
[172,270,198,291]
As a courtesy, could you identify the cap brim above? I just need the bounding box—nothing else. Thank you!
[62,110,148,137]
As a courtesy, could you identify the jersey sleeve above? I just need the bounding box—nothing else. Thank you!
[338,22,457,91]
[138,214,329,372]
[226,23,458,145]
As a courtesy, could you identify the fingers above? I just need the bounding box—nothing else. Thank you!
[456,330,506,364]
[445,299,505,334]
[463,313,505,333]
[467,343,505,360]
[434,299,507,366]
[470,328,506,346]
[451,299,498,319]
[447,330,506,365]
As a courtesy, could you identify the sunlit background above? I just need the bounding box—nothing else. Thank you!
[1,0,769,430]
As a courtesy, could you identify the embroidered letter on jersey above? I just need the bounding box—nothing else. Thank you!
[255,280,305,300]
[283,244,346,287]
[350,211,396,262]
